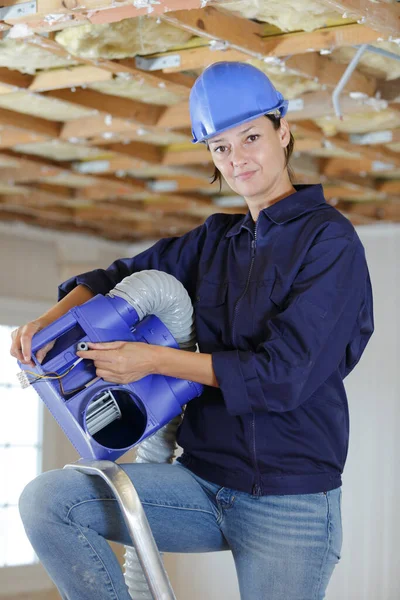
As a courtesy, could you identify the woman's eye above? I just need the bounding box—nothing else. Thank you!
[247,134,259,143]
[215,146,226,153]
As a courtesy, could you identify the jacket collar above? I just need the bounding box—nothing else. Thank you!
[225,184,327,237]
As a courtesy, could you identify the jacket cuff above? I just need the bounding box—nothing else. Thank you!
[212,350,264,416]
[58,271,110,301]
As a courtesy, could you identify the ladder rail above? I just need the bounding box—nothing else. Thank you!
[64,459,177,600]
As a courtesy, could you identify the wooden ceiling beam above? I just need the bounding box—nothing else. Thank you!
[323,185,386,201]
[22,35,192,99]
[0,128,50,148]
[0,107,62,138]
[375,79,400,105]
[159,9,377,96]
[318,0,400,36]
[30,65,113,93]
[284,53,376,96]
[44,88,165,126]
[162,145,211,166]
[287,91,392,122]
[60,115,139,141]
[1,0,206,28]
[0,149,149,197]
[104,141,163,165]
[0,68,33,94]
[376,181,400,196]
[160,7,266,55]
[149,24,386,74]
[336,199,400,222]
[320,156,399,178]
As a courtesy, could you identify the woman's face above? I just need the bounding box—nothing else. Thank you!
[208,116,292,205]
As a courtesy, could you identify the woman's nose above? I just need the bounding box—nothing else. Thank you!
[230,146,247,167]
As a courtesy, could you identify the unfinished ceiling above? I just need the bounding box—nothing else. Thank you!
[0,0,399,242]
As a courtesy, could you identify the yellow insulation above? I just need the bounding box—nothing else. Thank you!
[316,110,400,136]
[55,16,192,60]
[331,41,400,81]
[12,141,115,162]
[250,60,322,98]
[0,92,97,121]
[0,39,77,74]
[89,74,185,106]
[211,0,342,32]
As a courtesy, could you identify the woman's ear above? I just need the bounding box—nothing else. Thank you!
[279,119,291,148]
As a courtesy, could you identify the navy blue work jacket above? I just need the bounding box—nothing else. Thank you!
[59,184,374,496]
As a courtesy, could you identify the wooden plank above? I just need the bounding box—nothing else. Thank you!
[84,0,206,26]
[285,54,376,96]
[160,7,266,55]
[337,199,400,221]
[154,24,385,73]
[321,156,399,177]
[318,0,400,36]
[376,181,400,196]
[162,145,211,166]
[287,90,383,121]
[0,68,33,93]
[323,185,386,201]
[0,129,49,148]
[23,36,192,98]
[0,107,62,137]
[60,115,139,141]
[114,61,194,96]
[375,78,400,104]
[159,11,377,95]
[157,101,191,129]
[44,89,165,125]
[146,174,218,192]
[104,141,163,165]
[30,65,113,92]
[4,0,205,29]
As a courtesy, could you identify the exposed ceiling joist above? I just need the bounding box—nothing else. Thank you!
[0,106,61,137]
[44,88,165,125]
[318,0,400,35]
[150,24,387,72]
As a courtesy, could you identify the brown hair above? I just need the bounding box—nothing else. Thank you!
[209,114,295,191]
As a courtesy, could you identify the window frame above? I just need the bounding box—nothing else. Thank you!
[0,296,67,595]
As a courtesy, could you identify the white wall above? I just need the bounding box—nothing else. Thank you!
[1,221,399,600]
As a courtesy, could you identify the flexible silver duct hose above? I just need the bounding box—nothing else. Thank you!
[108,270,197,599]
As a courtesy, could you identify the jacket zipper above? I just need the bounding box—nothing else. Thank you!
[232,222,258,346]
[231,221,262,496]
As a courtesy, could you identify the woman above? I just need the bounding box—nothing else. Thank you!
[14,62,374,600]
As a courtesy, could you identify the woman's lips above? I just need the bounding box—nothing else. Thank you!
[235,171,256,181]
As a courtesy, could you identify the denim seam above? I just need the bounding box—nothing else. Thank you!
[314,492,332,599]
[66,498,117,521]
[141,501,215,517]
[71,521,122,600]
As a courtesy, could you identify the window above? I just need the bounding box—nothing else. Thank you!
[0,324,43,567]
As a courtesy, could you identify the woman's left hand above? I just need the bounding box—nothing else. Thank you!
[76,341,158,384]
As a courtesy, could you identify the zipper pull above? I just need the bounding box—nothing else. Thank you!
[251,239,256,257]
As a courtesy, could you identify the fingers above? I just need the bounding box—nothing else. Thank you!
[87,341,125,350]
[10,321,41,364]
[36,340,56,364]
[76,350,115,363]
[10,320,54,366]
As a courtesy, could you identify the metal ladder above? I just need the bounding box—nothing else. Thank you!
[64,459,177,600]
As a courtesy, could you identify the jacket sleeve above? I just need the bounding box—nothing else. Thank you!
[58,221,209,303]
[212,234,374,415]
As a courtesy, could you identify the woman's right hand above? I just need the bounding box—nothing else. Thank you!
[10,319,55,367]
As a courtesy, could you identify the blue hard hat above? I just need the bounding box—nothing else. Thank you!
[190,61,288,144]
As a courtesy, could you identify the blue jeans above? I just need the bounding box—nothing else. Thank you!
[19,462,342,600]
